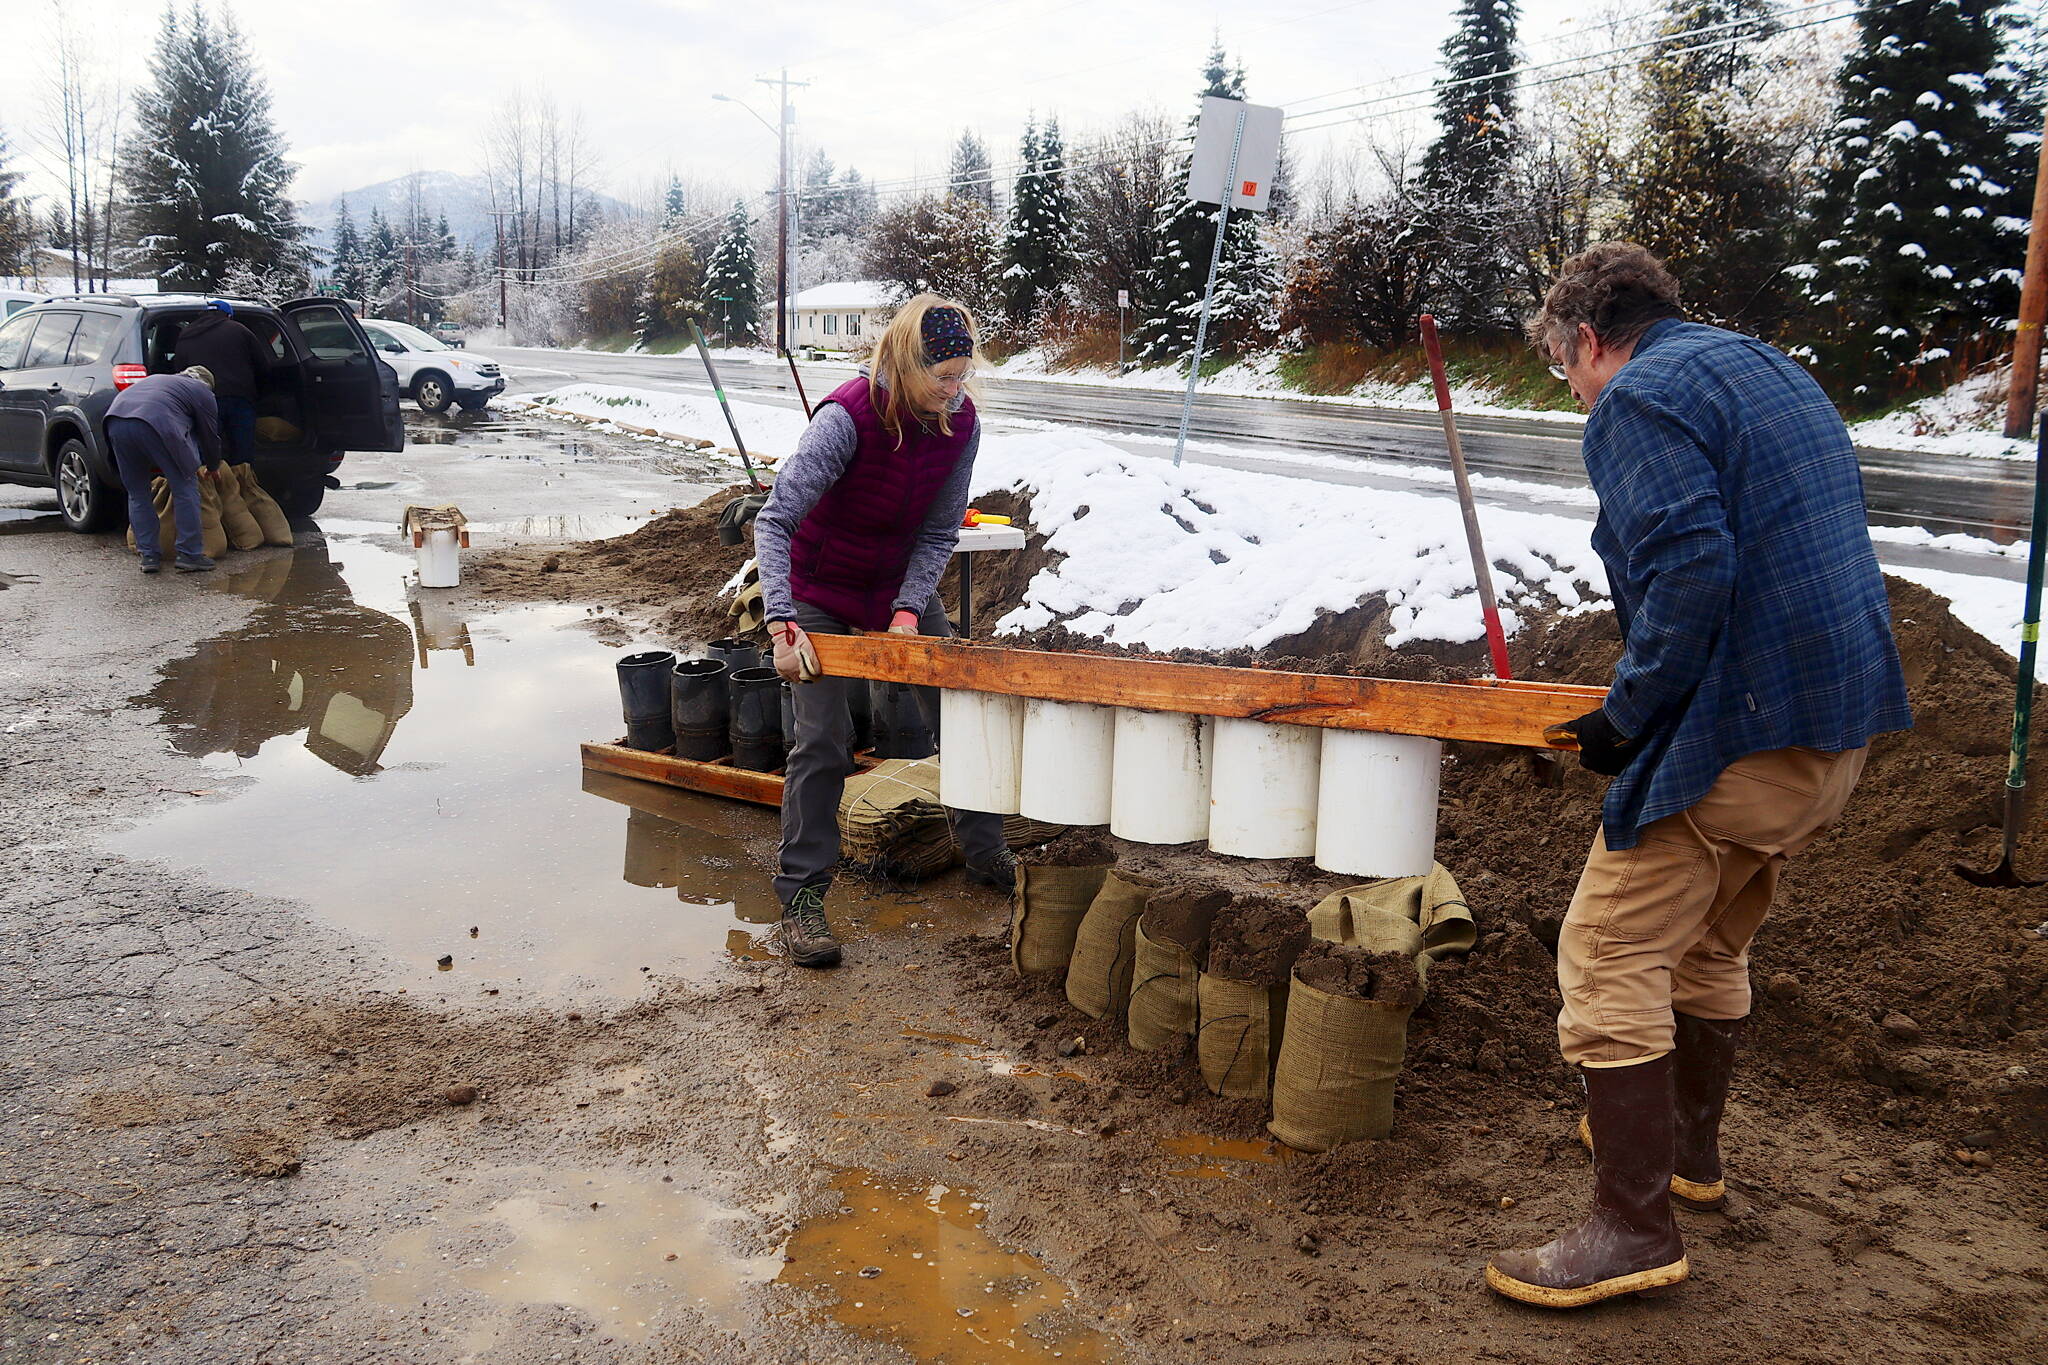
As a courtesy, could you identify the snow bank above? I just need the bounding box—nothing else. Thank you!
[970,430,1608,652]
[1846,366,2034,461]
[512,382,812,452]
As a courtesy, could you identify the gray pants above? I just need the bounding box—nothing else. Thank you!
[774,595,1006,904]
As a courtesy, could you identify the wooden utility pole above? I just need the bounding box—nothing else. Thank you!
[487,209,513,329]
[2005,107,2048,437]
[757,69,808,355]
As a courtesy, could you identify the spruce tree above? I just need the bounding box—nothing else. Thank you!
[121,6,310,290]
[704,199,762,344]
[0,124,35,276]
[1134,43,1278,365]
[364,207,399,305]
[1001,114,1076,328]
[838,167,877,236]
[661,175,687,231]
[1797,0,2040,394]
[435,211,455,262]
[948,131,995,212]
[1419,0,1521,331]
[1622,1,1791,332]
[329,198,365,299]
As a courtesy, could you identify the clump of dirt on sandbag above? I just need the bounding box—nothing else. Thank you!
[1142,884,1230,951]
[1294,939,1425,1008]
[1020,828,1117,868]
[1207,894,1312,986]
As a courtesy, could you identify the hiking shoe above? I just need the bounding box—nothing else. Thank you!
[173,554,216,573]
[138,557,162,574]
[776,884,842,968]
[964,847,1020,891]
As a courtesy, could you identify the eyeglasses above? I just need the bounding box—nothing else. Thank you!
[929,367,974,386]
[1547,363,1569,383]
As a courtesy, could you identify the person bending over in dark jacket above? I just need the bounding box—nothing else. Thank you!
[751,293,1014,970]
[106,366,224,573]
[173,300,272,466]
[1484,243,1911,1310]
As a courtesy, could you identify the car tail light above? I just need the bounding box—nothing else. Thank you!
[113,363,147,390]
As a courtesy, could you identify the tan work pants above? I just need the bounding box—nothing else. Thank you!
[1557,745,1868,1067]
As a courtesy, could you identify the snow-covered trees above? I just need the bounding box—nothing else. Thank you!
[1001,114,1075,328]
[1068,111,1179,328]
[327,199,366,300]
[1798,0,2041,391]
[0,125,34,276]
[705,199,762,344]
[1418,0,1523,331]
[634,183,706,346]
[860,195,1003,321]
[120,7,309,291]
[1285,149,1445,350]
[948,132,996,212]
[1134,43,1279,364]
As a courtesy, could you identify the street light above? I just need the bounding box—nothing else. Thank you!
[711,73,805,356]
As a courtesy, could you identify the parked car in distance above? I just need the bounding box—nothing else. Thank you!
[0,292,405,530]
[432,320,465,348]
[2,288,44,320]
[359,318,504,414]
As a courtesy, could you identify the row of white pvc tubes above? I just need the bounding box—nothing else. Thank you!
[937,693,1442,879]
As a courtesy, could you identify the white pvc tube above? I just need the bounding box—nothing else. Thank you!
[1110,709,1213,844]
[1315,730,1442,878]
[1207,718,1320,859]
[417,528,460,588]
[938,689,1025,815]
[1019,699,1116,825]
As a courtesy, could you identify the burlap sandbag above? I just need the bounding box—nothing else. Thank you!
[1127,886,1230,1052]
[1063,868,1161,1020]
[838,758,1068,882]
[1268,944,1425,1151]
[1196,974,1290,1100]
[237,464,294,546]
[1306,862,1474,984]
[214,465,264,550]
[144,477,228,559]
[1011,849,1111,976]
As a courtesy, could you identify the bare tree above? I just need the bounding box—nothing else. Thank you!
[41,7,123,290]
[1067,109,1179,321]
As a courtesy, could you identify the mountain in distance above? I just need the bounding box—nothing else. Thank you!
[298,169,635,255]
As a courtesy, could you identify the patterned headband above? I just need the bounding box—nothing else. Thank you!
[921,306,974,362]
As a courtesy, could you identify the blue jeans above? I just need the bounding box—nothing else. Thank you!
[107,417,204,561]
[217,395,256,466]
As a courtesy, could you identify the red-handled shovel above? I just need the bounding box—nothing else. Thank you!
[1419,314,1513,679]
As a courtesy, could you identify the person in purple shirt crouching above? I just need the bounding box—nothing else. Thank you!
[105,365,224,573]
[752,294,1013,969]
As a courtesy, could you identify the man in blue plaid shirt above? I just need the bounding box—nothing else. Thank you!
[1487,244,1911,1309]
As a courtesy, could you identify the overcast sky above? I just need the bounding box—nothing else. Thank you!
[7,0,1829,217]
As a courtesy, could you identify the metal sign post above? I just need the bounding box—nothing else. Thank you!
[1118,288,1129,374]
[1171,96,1283,467]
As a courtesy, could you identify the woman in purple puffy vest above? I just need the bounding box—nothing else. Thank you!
[753,294,1014,969]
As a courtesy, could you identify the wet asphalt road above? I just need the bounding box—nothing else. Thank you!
[496,345,2044,554]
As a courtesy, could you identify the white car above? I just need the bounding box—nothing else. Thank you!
[359,318,504,413]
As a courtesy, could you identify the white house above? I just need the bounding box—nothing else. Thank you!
[783,281,895,352]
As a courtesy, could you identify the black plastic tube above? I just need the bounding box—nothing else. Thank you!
[707,637,761,674]
[868,679,936,760]
[670,658,729,761]
[728,666,785,772]
[617,650,678,751]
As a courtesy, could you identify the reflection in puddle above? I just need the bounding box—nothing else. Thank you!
[114,537,784,999]
[779,1168,1118,1363]
[467,513,652,539]
[1158,1134,1289,1180]
[365,1167,780,1349]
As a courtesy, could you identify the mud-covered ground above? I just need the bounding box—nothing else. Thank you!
[3,419,2045,1365]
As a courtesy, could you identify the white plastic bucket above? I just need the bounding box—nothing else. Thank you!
[1110,709,1213,844]
[1314,730,1442,877]
[417,527,460,588]
[1207,718,1320,858]
[938,689,1025,815]
[1019,699,1116,825]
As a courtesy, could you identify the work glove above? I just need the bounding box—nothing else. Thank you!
[768,619,821,684]
[1544,707,1636,777]
[886,609,923,636]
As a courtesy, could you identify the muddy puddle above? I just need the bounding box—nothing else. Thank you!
[364,1165,784,1352]
[780,1168,1120,1363]
[1158,1133,1290,1179]
[109,535,789,999]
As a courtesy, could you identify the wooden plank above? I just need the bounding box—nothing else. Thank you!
[580,742,787,806]
[808,635,1606,750]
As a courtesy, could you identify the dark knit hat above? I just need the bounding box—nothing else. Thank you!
[920,305,973,362]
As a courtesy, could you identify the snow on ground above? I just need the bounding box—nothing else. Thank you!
[519,381,2030,660]
[1846,365,2036,462]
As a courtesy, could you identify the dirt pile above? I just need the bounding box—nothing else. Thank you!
[1141,885,1230,950]
[1019,828,1116,868]
[1207,894,1312,985]
[1293,940,1425,1007]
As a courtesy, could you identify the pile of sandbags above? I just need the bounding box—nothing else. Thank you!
[125,464,293,558]
[836,756,1063,883]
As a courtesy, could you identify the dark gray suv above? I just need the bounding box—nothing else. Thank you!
[0,293,405,530]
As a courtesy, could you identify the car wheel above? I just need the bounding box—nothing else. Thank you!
[414,372,453,413]
[277,479,326,519]
[55,436,121,532]
[456,397,490,413]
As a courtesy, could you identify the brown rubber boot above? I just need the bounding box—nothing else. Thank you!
[1669,1012,1742,1210]
[1489,1056,1688,1308]
[1578,1014,1742,1210]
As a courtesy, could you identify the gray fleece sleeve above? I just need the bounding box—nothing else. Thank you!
[892,419,978,614]
[753,403,858,622]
